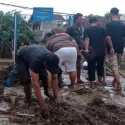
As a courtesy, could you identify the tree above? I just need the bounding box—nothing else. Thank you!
[15,12,34,45]
[0,11,34,58]
[0,11,13,58]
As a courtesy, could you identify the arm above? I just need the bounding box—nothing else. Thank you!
[105,36,114,55]
[51,74,59,98]
[105,23,114,55]
[83,28,90,52]
[105,36,113,49]
[30,70,48,112]
[83,37,90,52]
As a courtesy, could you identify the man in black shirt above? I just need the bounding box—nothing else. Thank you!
[66,13,84,84]
[106,7,125,94]
[4,45,60,113]
[84,16,106,85]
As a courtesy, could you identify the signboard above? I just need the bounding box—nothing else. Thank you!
[31,7,53,22]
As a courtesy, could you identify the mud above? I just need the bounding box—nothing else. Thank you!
[86,98,125,125]
[0,87,125,125]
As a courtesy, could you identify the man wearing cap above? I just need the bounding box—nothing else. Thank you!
[4,45,60,114]
[66,13,84,84]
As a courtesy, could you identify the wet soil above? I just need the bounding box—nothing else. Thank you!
[1,87,125,125]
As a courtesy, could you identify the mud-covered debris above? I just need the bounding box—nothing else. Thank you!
[0,81,125,125]
[73,87,92,95]
[0,101,10,112]
[88,97,104,106]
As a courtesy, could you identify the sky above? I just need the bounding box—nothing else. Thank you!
[0,0,125,16]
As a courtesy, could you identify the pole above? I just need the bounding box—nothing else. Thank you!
[13,13,17,64]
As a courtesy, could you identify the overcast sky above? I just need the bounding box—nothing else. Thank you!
[0,0,125,16]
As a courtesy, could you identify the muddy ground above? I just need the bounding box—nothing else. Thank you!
[0,86,125,125]
[1,58,125,125]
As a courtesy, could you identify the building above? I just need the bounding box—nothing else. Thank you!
[30,12,65,42]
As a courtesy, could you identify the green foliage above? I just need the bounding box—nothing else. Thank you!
[0,11,34,58]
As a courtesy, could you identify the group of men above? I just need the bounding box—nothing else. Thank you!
[4,7,125,115]
[83,7,125,94]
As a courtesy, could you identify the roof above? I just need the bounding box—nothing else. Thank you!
[54,14,65,21]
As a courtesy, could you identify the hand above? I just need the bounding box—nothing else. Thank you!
[40,103,50,119]
[83,49,89,53]
[55,91,63,102]
[49,92,62,103]
[54,95,62,104]
[80,49,89,53]
[110,48,114,55]
[40,103,49,114]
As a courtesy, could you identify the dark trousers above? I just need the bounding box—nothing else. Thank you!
[88,56,105,81]
[4,61,49,103]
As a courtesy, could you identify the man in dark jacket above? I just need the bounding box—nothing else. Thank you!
[84,16,106,85]
[4,45,60,113]
[66,13,84,84]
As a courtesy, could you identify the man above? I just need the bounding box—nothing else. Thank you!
[84,16,106,86]
[4,45,60,113]
[66,13,84,84]
[46,31,79,88]
[106,7,125,94]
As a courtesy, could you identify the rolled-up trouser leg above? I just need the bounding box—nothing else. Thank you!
[108,54,121,91]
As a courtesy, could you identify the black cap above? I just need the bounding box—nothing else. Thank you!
[110,7,119,16]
